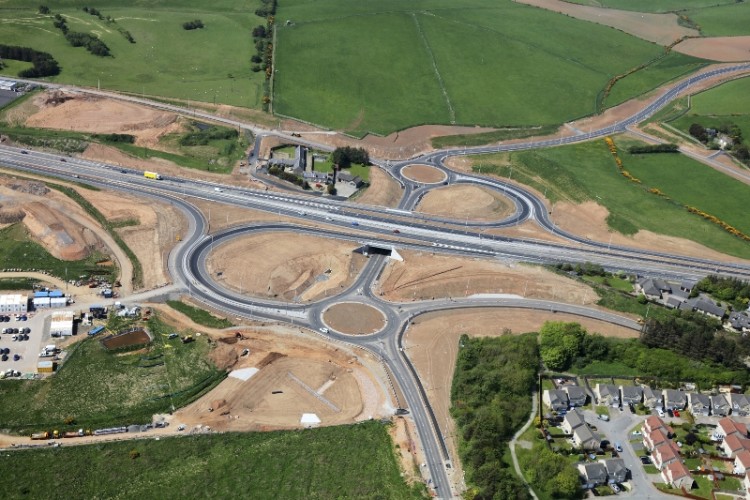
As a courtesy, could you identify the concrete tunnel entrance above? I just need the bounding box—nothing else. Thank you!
[356,243,403,261]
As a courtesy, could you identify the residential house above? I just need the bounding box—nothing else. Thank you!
[302,170,331,184]
[596,384,620,407]
[662,389,687,411]
[735,450,750,475]
[636,277,671,301]
[721,433,750,458]
[563,385,587,407]
[600,458,628,484]
[661,460,694,490]
[714,417,749,441]
[577,462,608,489]
[643,415,673,437]
[642,386,661,409]
[712,394,731,417]
[680,279,698,294]
[729,311,750,334]
[572,425,601,451]
[743,472,750,500]
[542,390,569,412]
[652,441,680,470]
[666,296,686,309]
[562,408,586,435]
[729,395,750,417]
[687,393,711,417]
[268,145,307,174]
[643,428,670,452]
[678,297,726,320]
[336,171,364,188]
[620,385,643,406]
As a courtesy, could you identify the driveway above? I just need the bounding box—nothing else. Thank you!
[582,407,671,499]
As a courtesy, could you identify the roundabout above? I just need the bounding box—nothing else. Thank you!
[322,302,387,335]
[401,164,448,184]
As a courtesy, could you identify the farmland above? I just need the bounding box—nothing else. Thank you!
[0,421,422,499]
[470,138,750,259]
[0,1,264,107]
[0,314,223,433]
[274,0,706,136]
[565,0,736,13]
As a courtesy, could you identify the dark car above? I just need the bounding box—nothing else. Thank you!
[641,456,652,465]
[1,354,7,362]
[20,150,28,154]
[393,229,400,233]
[13,354,20,361]
[22,327,30,334]
[667,409,674,418]
[60,158,66,162]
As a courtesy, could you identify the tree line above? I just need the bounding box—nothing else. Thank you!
[52,14,110,57]
[333,146,369,168]
[627,143,679,154]
[82,6,135,43]
[0,45,59,78]
[696,274,750,309]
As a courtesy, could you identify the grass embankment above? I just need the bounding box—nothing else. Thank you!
[0,421,423,499]
[0,314,224,433]
[0,224,116,283]
[0,2,264,107]
[431,124,560,149]
[0,277,39,290]
[166,300,234,329]
[275,0,701,136]
[470,138,750,259]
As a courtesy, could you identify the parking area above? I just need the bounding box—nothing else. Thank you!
[0,310,57,376]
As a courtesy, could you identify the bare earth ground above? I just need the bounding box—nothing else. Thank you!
[401,164,447,184]
[416,184,514,221]
[377,250,601,304]
[353,166,402,208]
[514,0,696,45]
[205,232,365,302]
[404,308,638,485]
[323,303,387,334]
[672,37,750,63]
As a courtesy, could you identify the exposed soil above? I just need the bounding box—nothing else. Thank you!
[323,303,387,335]
[205,232,365,302]
[377,251,599,304]
[673,36,750,63]
[354,166,402,208]
[401,165,447,184]
[416,185,514,221]
[404,308,639,477]
[101,329,150,350]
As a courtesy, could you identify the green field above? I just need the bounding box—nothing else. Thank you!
[670,77,750,141]
[0,223,115,282]
[0,314,223,433]
[470,138,750,258]
[0,421,422,500]
[166,300,234,329]
[688,2,750,36]
[274,0,707,136]
[565,0,736,13]
[0,1,264,107]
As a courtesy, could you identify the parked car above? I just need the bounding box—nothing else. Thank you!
[641,456,652,465]
[13,354,20,361]
[674,410,680,417]
[667,409,674,418]
[1,354,7,362]
[611,483,620,493]
[657,409,665,417]
[615,443,623,452]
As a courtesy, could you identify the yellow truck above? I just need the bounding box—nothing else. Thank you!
[144,171,162,180]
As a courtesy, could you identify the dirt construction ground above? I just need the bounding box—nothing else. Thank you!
[416,184,514,222]
[323,303,387,335]
[404,308,638,472]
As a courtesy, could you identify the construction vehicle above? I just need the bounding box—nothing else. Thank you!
[31,432,49,440]
[143,171,162,180]
[63,429,85,438]
[181,335,194,344]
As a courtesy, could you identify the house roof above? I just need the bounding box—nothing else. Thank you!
[666,296,685,309]
[600,458,627,477]
[719,417,748,437]
[578,462,607,482]
[712,394,730,409]
[736,450,750,469]
[654,441,680,462]
[729,312,750,330]
[642,386,658,400]
[680,279,698,291]
[573,425,599,447]
[597,384,618,398]
[680,297,726,317]
[665,460,691,481]
[663,389,687,406]
[564,408,586,429]
[729,394,750,410]
[644,415,665,431]
[723,433,750,453]
[563,385,586,400]
[689,393,711,408]
[620,386,643,400]
[545,390,568,407]
[646,428,669,447]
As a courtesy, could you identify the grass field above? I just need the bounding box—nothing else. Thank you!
[0,223,115,282]
[166,300,234,329]
[0,314,223,433]
[670,77,750,141]
[470,138,750,259]
[274,0,705,136]
[0,421,422,499]
[565,0,736,12]
[0,1,265,107]
[688,2,750,36]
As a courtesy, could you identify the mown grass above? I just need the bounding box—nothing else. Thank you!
[468,138,750,259]
[670,77,750,141]
[0,421,422,500]
[166,300,234,329]
[275,0,695,136]
[0,277,40,290]
[688,2,750,36]
[0,224,115,282]
[0,313,224,434]
[0,2,265,108]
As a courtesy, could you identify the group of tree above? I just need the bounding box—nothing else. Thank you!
[553,261,607,277]
[696,275,750,309]
[0,44,60,78]
[627,143,679,154]
[82,6,135,43]
[689,122,749,164]
[182,19,204,30]
[94,133,135,144]
[250,20,273,74]
[51,15,110,56]
[332,146,369,168]
[539,321,589,372]
[267,165,310,189]
[518,442,581,499]
[255,0,277,18]
[451,333,539,499]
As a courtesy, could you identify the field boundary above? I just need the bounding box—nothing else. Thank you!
[411,13,455,124]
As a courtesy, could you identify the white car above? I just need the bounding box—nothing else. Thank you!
[319,327,329,334]
[657,409,665,417]
[214,187,223,192]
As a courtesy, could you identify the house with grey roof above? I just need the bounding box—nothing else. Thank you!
[600,458,628,484]
[729,393,750,417]
[563,385,587,407]
[687,393,711,417]
[642,386,661,409]
[562,408,586,434]
[573,425,601,450]
[268,145,307,174]
[620,385,643,406]
[578,462,608,489]
[336,171,364,188]
[596,384,620,407]
[636,278,671,300]
[712,394,731,417]
[663,389,687,410]
[680,279,698,294]
[679,297,726,320]
[542,389,569,412]
[666,296,686,309]
[728,312,750,333]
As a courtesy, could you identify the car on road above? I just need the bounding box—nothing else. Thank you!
[20,150,28,154]
[393,229,400,233]
[667,409,674,418]
[121,169,127,173]
[13,354,20,361]
[214,187,223,192]
[319,327,329,334]
[351,221,359,226]
[177,424,186,431]
[60,158,66,162]
[641,456,652,465]
[657,408,665,417]
[615,442,622,452]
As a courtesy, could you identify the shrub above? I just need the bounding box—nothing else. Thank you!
[182,19,204,30]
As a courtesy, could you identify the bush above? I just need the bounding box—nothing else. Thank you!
[182,19,204,30]
[628,143,679,154]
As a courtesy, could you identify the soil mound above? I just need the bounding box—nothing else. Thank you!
[22,202,93,261]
